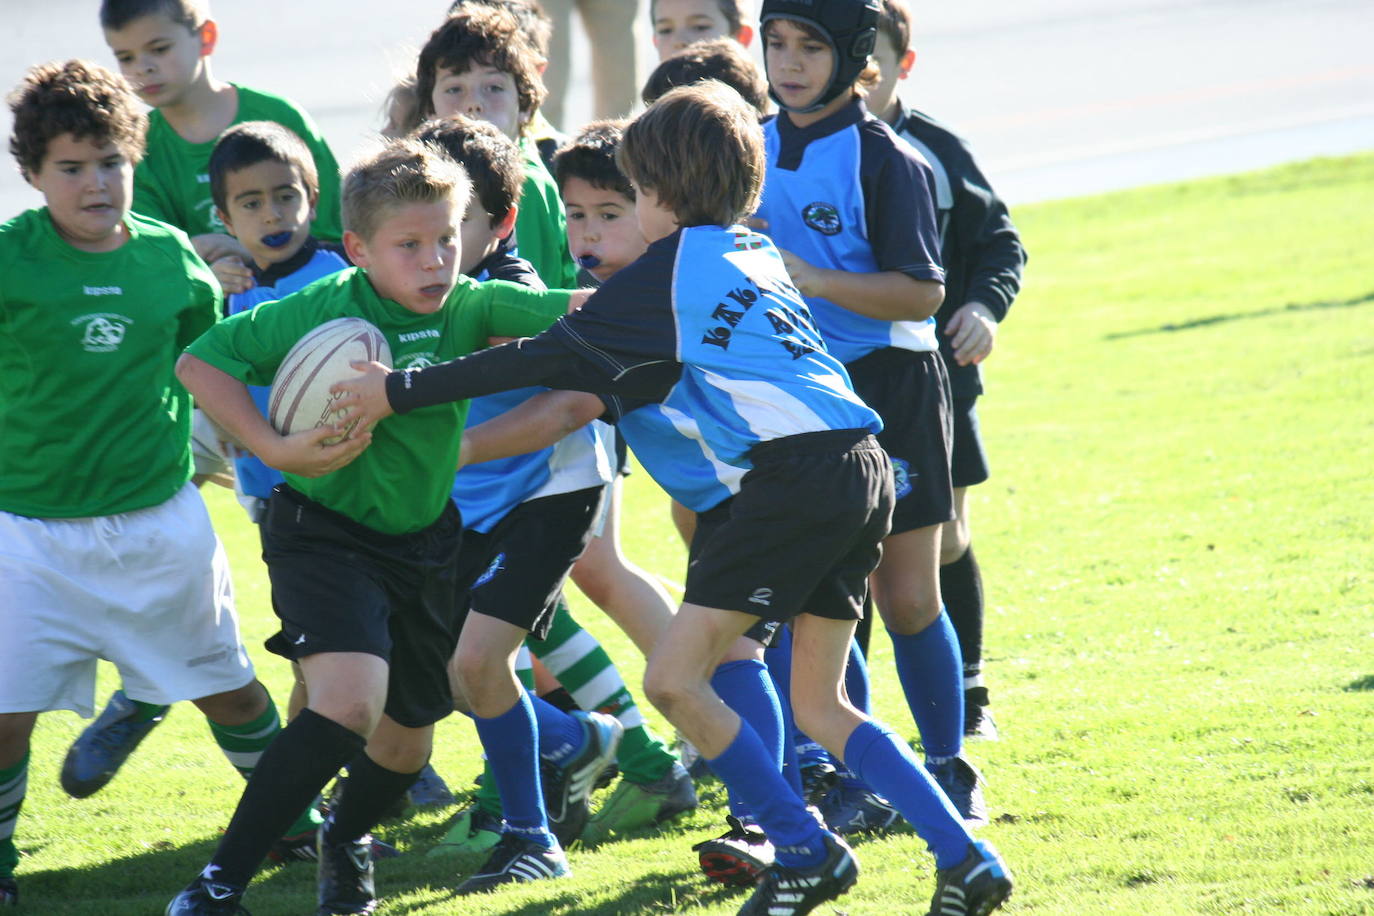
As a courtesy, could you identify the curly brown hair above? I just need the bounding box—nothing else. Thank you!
[415,7,546,133]
[8,59,147,181]
[415,115,524,228]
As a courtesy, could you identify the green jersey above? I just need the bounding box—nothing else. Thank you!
[186,268,571,534]
[134,84,342,241]
[0,209,220,518]
[516,140,579,290]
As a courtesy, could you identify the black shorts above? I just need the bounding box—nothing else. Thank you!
[846,347,954,535]
[950,395,990,489]
[260,485,462,729]
[454,485,604,640]
[684,429,892,624]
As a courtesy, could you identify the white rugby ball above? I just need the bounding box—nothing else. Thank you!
[268,317,392,445]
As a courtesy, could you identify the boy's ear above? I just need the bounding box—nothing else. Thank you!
[342,229,370,267]
[737,24,755,48]
[495,205,518,240]
[307,188,319,225]
[898,48,916,80]
[198,19,219,56]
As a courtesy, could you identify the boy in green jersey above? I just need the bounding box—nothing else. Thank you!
[0,59,286,910]
[416,5,579,290]
[100,0,342,295]
[167,138,585,915]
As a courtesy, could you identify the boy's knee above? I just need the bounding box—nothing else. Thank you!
[195,679,269,725]
[641,664,687,715]
[311,698,384,737]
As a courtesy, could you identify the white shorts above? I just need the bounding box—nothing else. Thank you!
[0,483,254,717]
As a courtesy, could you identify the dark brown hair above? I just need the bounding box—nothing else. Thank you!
[415,114,524,227]
[876,0,912,56]
[99,0,204,31]
[448,0,553,59]
[552,119,633,198]
[209,121,319,213]
[642,38,768,117]
[415,7,547,131]
[8,59,147,181]
[618,81,762,227]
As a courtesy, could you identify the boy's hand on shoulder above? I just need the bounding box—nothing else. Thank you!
[261,424,372,478]
[192,233,251,265]
[944,300,998,365]
[777,247,825,299]
[330,360,396,427]
[211,256,255,295]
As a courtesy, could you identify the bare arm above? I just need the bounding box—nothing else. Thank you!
[779,248,944,321]
[175,353,370,478]
[460,390,605,469]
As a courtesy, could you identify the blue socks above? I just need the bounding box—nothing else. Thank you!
[761,631,806,796]
[889,611,964,763]
[530,693,585,764]
[708,723,827,868]
[472,691,553,846]
[844,720,971,868]
[712,659,788,818]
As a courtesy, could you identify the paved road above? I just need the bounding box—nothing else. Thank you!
[1,0,1371,219]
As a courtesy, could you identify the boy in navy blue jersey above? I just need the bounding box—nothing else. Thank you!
[751,0,990,837]
[335,81,1012,916]
[864,0,1027,741]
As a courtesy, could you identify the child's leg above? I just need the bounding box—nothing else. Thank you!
[198,653,386,889]
[570,479,675,658]
[0,714,36,899]
[941,487,997,737]
[644,603,830,868]
[788,614,973,870]
[452,613,556,848]
[325,715,434,845]
[529,599,684,798]
[871,524,965,764]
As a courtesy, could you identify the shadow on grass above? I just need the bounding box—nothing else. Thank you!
[1344,674,1374,692]
[1104,289,1374,339]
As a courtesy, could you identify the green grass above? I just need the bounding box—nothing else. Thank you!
[13,153,1374,914]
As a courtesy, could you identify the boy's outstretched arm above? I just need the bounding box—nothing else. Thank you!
[777,247,944,321]
[176,353,370,478]
[333,332,602,425]
[459,390,605,469]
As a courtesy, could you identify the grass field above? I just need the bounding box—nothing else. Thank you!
[12,152,1374,915]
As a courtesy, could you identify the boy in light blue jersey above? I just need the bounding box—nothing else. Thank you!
[335,81,1012,916]
[752,0,992,842]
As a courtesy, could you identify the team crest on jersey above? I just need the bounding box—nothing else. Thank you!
[72,313,133,352]
[802,201,841,236]
[475,552,506,587]
[397,351,436,370]
[891,457,913,499]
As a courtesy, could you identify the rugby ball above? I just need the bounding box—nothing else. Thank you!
[268,317,392,445]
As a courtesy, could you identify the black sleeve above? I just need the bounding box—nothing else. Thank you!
[859,121,946,284]
[387,332,604,413]
[945,142,1025,322]
[388,245,686,414]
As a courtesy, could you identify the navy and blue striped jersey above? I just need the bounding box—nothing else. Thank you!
[388,224,881,504]
[756,99,945,365]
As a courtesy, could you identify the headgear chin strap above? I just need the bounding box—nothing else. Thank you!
[761,0,880,114]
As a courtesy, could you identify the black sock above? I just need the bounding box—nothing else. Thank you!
[209,708,365,888]
[940,545,985,686]
[539,687,581,713]
[325,752,423,845]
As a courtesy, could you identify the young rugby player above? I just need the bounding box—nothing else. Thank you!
[752,0,989,832]
[100,0,341,295]
[416,5,579,289]
[865,0,1028,741]
[334,80,1013,916]
[0,60,282,910]
[165,138,584,915]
